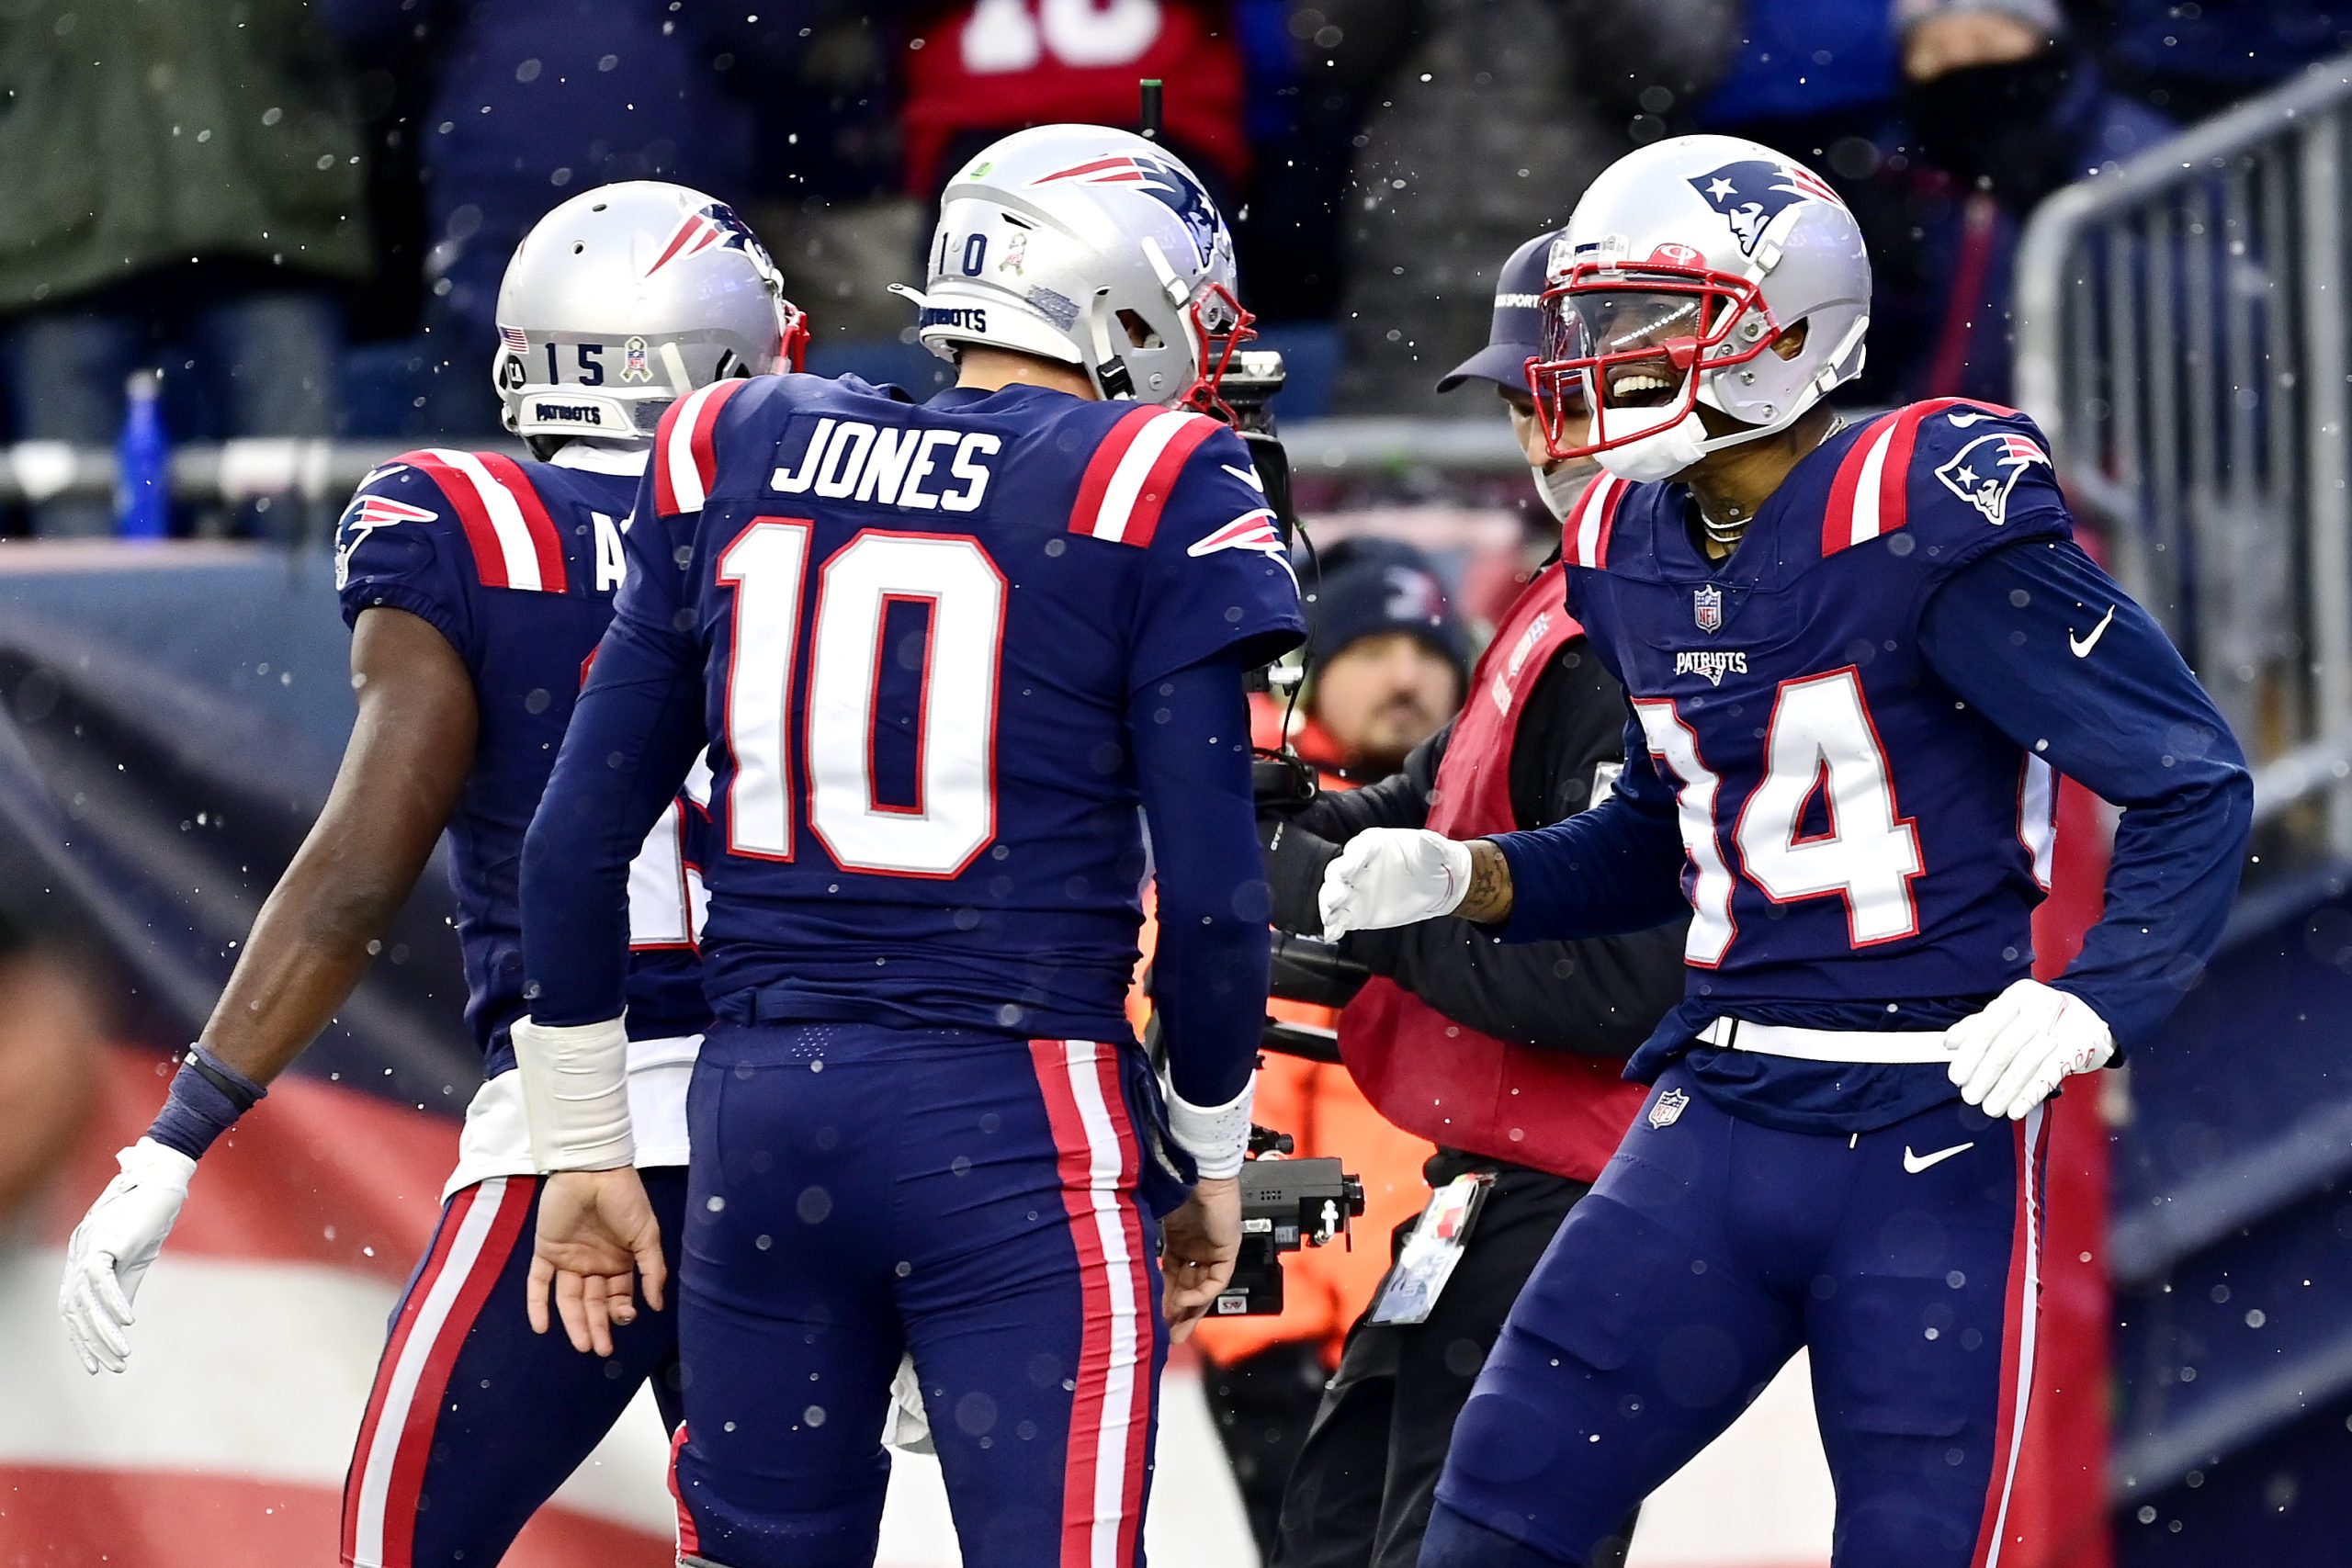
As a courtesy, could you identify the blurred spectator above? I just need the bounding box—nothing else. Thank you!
[0,0,370,536]
[1302,538,1472,774]
[2092,0,2352,123]
[1696,0,2169,404]
[320,0,785,432]
[1329,0,1739,415]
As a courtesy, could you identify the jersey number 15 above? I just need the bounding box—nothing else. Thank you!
[717,519,1007,878]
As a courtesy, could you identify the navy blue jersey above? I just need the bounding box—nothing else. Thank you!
[1495,399,2250,1131]
[335,447,713,1070]
[607,373,1306,1047]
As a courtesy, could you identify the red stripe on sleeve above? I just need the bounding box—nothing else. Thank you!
[1122,413,1221,549]
[476,453,571,593]
[1820,412,1899,558]
[1069,407,1161,538]
[1589,476,1626,570]
[398,450,509,589]
[691,378,748,506]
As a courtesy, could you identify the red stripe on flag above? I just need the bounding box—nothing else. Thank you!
[377,1177,534,1568]
[396,451,509,588]
[1032,1040,1113,1568]
[1069,407,1162,538]
[476,453,571,593]
[1122,414,1220,548]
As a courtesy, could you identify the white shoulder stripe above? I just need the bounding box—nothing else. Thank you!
[1088,410,1196,543]
[663,383,732,515]
[426,446,544,591]
[1846,421,1902,548]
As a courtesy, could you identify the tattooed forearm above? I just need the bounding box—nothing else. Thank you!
[1457,840,1515,923]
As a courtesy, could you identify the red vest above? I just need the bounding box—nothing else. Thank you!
[1338,563,1652,1184]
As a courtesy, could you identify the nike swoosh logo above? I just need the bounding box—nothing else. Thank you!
[1904,1142,1974,1174]
[1948,412,1990,427]
[2069,604,2116,658]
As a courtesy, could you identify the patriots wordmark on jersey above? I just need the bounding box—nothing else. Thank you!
[603,372,1304,1043]
[334,447,712,1077]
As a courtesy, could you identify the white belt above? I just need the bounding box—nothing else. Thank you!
[1698,1017,1951,1065]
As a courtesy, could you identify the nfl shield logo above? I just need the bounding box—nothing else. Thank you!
[1693,584,1724,634]
[1648,1088,1690,1130]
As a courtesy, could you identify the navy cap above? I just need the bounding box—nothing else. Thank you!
[1435,229,1559,394]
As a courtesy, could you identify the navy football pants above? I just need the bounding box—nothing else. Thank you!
[1421,1066,2050,1568]
[671,1022,1178,1568]
[340,1168,688,1567]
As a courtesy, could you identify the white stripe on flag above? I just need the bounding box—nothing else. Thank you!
[1847,421,1900,548]
[1061,1043,1143,1568]
[351,1176,509,1561]
[1089,412,1193,544]
[429,449,544,591]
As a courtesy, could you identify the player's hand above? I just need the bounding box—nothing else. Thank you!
[59,1138,196,1375]
[1317,829,1475,938]
[1160,1176,1241,1343]
[1946,978,2114,1121]
[526,1168,667,1358]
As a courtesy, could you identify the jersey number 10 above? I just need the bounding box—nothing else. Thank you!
[718,519,1008,878]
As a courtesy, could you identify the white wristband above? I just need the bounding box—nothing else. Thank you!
[512,1014,634,1171]
[1166,1073,1255,1181]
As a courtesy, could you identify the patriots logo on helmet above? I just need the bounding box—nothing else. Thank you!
[1188,509,1296,584]
[646,201,773,276]
[1934,432,2052,527]
[1035,152,1224,265]
[1688,160,1844,257]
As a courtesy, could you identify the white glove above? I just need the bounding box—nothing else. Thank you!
[1317,829,1476,939]
[59,1138,197,1374]
[1946,978,2114,1121]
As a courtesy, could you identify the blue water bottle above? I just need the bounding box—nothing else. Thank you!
[116,368,169,539]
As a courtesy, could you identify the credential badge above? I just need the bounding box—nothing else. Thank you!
[1693,583,1724,635]
[1648,1088,1690,1130]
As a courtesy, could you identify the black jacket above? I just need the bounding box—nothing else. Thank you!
[1263,631,1688,1064]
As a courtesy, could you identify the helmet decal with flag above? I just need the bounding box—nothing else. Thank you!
[1527,134,1871,484]
[491,182,810,450]
[904,124,1253,412]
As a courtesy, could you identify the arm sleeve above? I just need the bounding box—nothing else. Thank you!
[1918,537,2253,1045]
[1484,707,1695,942]
[519,472,707,1026]
[1135,654,1272,1110]
[1345,645,1690,1054]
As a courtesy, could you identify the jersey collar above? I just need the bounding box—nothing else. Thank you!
[548,440,650,476]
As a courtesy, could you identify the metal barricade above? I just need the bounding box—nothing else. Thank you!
[2017,57,2352,859]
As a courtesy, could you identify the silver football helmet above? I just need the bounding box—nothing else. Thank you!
[1529,134,1871,482]
[906,125,1251,410]
[492,181,808,446]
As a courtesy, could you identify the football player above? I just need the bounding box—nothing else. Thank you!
[507,124,1304,1568]
[1318,134,2255,1567]
[56,181,808,1568]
